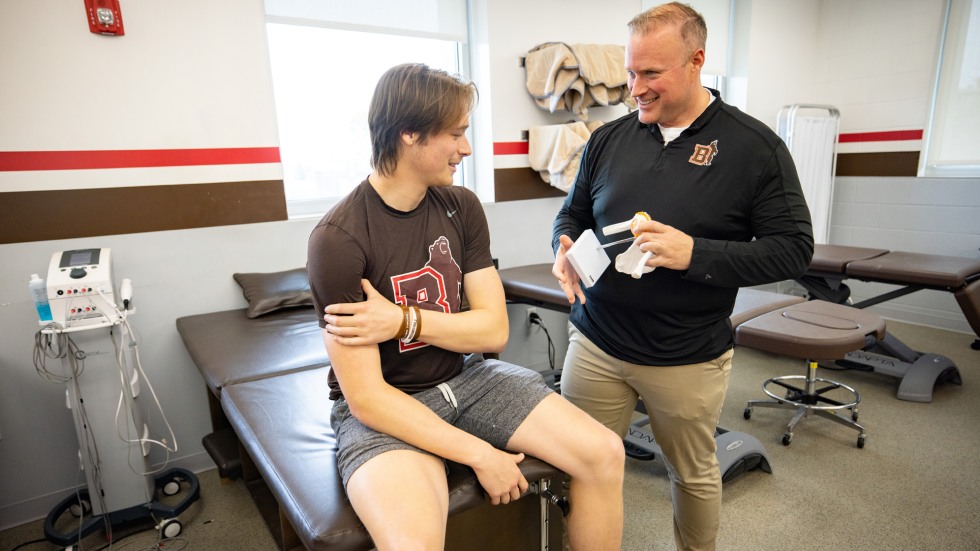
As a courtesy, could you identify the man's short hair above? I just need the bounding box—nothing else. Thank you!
[368,63,478,177]
[628,2,707,55]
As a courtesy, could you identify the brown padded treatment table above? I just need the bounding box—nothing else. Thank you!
[496,263,807,321]
[799,244,980,344]
[221,365,563,551]
[499,256,967,403]
[177,305,565,551]
[795,244,974,401]
[496,263,890,448]
[177,307,330,481]
[177,307,329,395]
[496,263,820,476]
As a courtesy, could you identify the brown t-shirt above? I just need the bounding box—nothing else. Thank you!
[308,180,495,401]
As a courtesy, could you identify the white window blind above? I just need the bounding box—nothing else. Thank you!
[920,0,980,177]
[263,0,470,218]
[264,0,468,42]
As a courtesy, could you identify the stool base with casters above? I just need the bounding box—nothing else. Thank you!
[735,300,884,449]
[744,361,866,448]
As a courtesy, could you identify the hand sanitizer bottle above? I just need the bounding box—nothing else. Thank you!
[29,274,53,324]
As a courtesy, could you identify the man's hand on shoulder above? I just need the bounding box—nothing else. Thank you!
[323,279,401,346]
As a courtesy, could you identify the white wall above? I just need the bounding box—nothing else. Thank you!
[0,220,316,527]
[727,0,978,332]
[815,0,945,153]
[731,0,822,126]
[826,176,980,332]
[730,0,946,151]
[486,197,573,372]
[0,0,281,193]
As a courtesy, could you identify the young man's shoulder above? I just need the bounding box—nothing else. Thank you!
[326,177,372,214]
[311,178,371,237]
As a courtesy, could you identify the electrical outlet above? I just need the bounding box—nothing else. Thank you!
[525,307,538,327]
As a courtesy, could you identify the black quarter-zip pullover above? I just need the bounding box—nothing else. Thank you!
[553,89,814,365]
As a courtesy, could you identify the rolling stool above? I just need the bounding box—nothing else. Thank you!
[739,300,885,448]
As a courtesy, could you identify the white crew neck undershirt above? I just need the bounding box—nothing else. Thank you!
[658,88,715,144]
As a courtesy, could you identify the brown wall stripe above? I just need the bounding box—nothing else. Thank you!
[0,151,921,243]
[493,167,568,202]
[0,180,287,244]
[835,151,919,177]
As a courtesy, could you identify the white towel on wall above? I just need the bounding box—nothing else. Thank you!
[528,121,603,192]
[525,42,635,120]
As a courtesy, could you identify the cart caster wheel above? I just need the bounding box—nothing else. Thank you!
[159,518,183,539]
[743,407,751,420]
[162,480,181,496]
[857,435,866,449]
[69,499,91,517]
[851,411,859,422]
[782,433,792,446]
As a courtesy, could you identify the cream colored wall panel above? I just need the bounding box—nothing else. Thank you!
[0,164,283,193]
[0,0,278,152]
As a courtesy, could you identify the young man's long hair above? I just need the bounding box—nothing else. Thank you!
[368,63,477,177]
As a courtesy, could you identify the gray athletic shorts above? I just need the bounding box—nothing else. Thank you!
[330,354,553,487]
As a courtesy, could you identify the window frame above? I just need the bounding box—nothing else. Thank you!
[918,0,980,178]
[263,16,476,219]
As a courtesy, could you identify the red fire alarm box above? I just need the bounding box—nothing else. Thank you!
[85,0,124,36]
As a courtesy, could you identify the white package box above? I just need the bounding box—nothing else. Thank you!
[566,229,610,288]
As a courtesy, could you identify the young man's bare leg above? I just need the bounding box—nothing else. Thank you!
[345,449,450,551]
[507,393,625,550]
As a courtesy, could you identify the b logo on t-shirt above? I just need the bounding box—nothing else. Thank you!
[391,236,463,352]
[689,140,719,166]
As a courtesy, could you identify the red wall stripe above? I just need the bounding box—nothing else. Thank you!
[493,141,529,155]
[838,130,923,143]
[0,147,281,171]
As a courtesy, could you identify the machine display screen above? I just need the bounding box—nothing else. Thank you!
[60,249,101,268]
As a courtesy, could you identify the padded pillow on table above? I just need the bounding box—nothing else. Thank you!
[233,267,314,319]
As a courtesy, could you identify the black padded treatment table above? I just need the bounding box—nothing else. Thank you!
[796,244,978,401]
[177,273,566,551]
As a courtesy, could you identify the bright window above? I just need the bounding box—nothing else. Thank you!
[920,0,980,177]
[266,24,465,217]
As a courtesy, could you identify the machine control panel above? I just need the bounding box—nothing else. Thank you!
[46,248,117,328]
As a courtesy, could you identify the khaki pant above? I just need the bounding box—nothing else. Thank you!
[561,324,733,551]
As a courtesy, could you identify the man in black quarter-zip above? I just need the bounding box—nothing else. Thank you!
[552,3,814,551]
